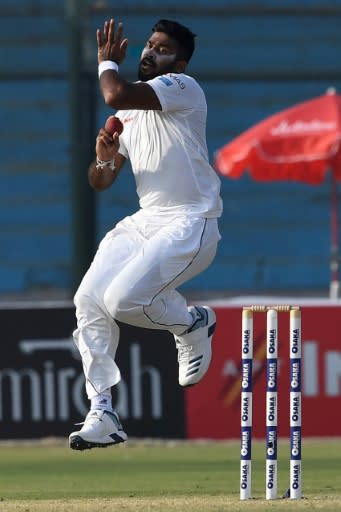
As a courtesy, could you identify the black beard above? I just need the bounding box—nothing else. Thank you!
[137,59,158,82]
[137,67,157,82]
[137,57,177,82]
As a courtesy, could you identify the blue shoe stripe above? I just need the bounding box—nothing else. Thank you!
[186,368,200,376]
[109,433,125,443]
[189,355,203,364]
[208,323,216,337]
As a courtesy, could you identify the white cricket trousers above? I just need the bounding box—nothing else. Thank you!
[73,209,221,398]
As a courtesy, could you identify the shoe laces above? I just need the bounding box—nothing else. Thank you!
[74,410,103,426]
[187,307,207,333]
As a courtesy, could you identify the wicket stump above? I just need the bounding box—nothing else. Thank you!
[240,305,302,500]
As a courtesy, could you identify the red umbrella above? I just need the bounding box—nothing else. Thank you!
[214,88,341,298]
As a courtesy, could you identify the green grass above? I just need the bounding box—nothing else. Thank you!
[0,439,340,511]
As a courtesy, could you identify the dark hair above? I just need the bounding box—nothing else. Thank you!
[151,19,196,63]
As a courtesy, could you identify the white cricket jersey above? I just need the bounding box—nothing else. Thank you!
[116,72,222,218]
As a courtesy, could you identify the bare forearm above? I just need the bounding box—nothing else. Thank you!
[99,70,129,109]
[99,71,160,110]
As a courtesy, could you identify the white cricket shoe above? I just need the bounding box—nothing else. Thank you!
[69,409,127,451]
[174,306,216,387]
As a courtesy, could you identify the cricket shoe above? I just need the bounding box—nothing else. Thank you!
[69,409,128,451]
[174,306,216,387]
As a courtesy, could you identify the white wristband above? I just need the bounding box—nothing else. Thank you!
[98,60,119,79]
[96,157,116,171]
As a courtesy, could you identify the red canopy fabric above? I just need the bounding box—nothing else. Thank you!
[214,89,341,185]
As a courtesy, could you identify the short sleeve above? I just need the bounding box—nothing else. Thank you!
[147,73,205,113]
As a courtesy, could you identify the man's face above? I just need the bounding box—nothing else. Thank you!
[138,32,183,81]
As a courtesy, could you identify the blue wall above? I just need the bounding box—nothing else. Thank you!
[1,1,341,295]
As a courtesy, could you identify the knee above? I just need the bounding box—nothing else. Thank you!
[74,289,100,324]
[103,286,166,325]
[103,286,138,322]
[74,289,92,311]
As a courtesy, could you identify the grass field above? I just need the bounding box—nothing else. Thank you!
[0,438,340,511]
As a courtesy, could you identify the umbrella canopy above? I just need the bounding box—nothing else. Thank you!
[214,89,341,298]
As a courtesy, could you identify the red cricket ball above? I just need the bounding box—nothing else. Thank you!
[104,115,124,135]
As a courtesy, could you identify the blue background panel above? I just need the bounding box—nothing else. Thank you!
[0,1,340,295]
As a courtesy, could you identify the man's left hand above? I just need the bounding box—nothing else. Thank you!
[97,18,128,65]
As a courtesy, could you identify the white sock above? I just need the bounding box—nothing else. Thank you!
[185,307,201,333]
[171,308,198,336]
[91,391,112,411]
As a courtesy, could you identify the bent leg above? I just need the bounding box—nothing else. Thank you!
[103,216,220,335]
